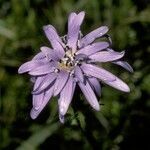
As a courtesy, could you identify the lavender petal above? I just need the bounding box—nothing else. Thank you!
[88,77,101,96]
[75,53,88,61]
[40,46,60,61]
[29,63,55,76]
[104,76,130,92]
[89,51,125,62]
[32,52,45,60]
[78,80,100,111]
[74,66,84,83]
[33,76,45,91]
[76,42,109,56]
[32,92,44,110]
[30,85,54,119]
[58,77,75,115]
[18,60,44,74]
[80,26,109,47]
[68,12,77,30]
[81,64,116,82]
[43,25,65,58]
[43,25,62,46]
[33,73,57,94]
[67,11,85,51]
[52,40,65,59]
[112,61,133,72]
[53,71,69,96]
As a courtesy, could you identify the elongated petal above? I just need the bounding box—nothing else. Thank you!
[107,48,133,72]
[30,85,54,119]
[81,64,116,82]
[43,25,62,46]
[59,79,76,123]
[89,51,125,62]
[76,42,109,56]
[68,12,77,30]
[67,11,85,51]
[78,80,100,111]
[53,71,69,96]
[40,46,53,56]
[29,63,55,76]
[53,40,65,59]
[104,76,130,92]
[18,60,44,74]
[58,77,75,115]
[75,53,88,61]
[32,92,44,110]
[80,26,109,47]
[33,76,45,91]
[32,52,45,60]
[74,66,84,83]
[88,77,101,96]
[43,25,65,58]
[112,61,133,72]
[33,73,57,94]
[40,46,60,61]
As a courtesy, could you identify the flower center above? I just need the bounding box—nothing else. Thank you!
[58,33,85,72]
[58,49,76,72]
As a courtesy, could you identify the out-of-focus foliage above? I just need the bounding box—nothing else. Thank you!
[0,0,150,150]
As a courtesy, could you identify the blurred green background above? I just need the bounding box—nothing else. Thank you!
[0,0,150,150]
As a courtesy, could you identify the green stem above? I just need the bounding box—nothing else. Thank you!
[72,87,99,150]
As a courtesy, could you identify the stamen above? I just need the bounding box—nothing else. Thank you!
[77,40,81,48]
[61,35,67,44]
[57,42,88,72]
[54,68,59,73]
[79,31,83,39]
[70,70,75,77]
[65,45,70,51]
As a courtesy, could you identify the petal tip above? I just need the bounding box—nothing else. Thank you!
[79,11,85,15]
[59,114,65,124]
[125,86,130,93]
[77,11,85,22]
[43,24,56,33]
[18,67,22,74]
[43,24,50,31]
[59,107,66,116]
[93,103,100,111]
[40,46,45,51]
[120,83,130,93]
[121,50,125,56]
[130,69,134,73]
[18,65,26,74]
[30,109,38,120]
[121,82,130,92]
[101,26,109,32]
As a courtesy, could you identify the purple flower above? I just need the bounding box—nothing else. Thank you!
[18,11,133,123]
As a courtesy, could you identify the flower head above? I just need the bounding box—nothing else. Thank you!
[18,11,133,123]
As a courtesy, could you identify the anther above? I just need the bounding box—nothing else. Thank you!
[61,35,67,44]
[54,68,59,73]
[79,31,83,39]
[65,45,70,51]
